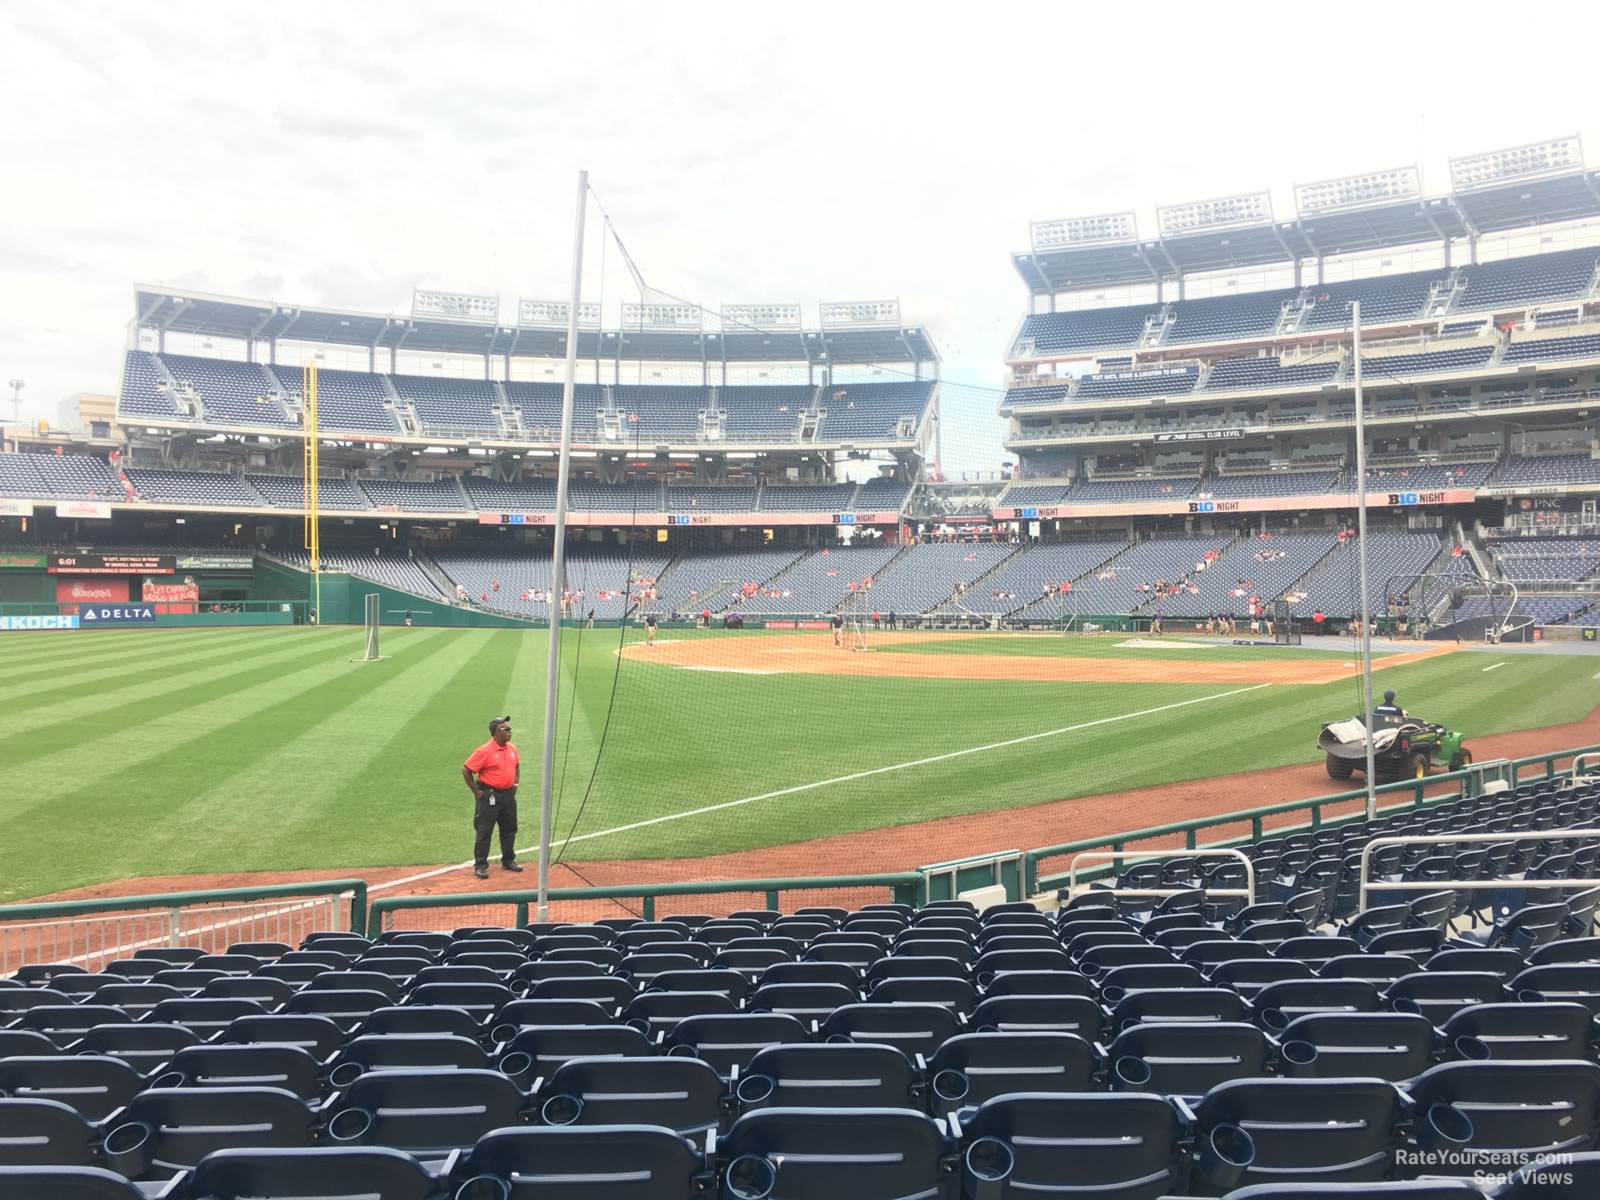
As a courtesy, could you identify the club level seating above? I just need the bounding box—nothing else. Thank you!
[1491,455,1600,487]
[119,351,183,418]
[620,387,706,439]
[1206,470,1341,499]
[1506,333,1600,363]
[121,470,261,507]
[759,484,857,512]
[1168,287,1300,345]
[357,479,469,513]
[1005,383,1074,408]
[1205,355,1340,392]
[0,454,122,499]
[1065,476,1200,503]
[1001,483,1071,507]
[817,381,932,440]
[160,354,294,427]
[855,478,912,510]
[1360,346,1495,377]
[717,386,812,437]
[1077,367,1199,400]
[666,486,757,514]
[245,475,372,510]
[8,778,1600,1195]
[1365,462,1496,490]
[1487,539,1600,585]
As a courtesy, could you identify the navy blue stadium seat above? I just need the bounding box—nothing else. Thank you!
[718,1107,955,1200]
[737,1043,919,1111]
[1107,1022,1268,1098]
[359,1005,484,1040]
[1509,963,1600,1015]
[0,1166,154,1199]
[0,1098,99,1169]
[69,1024,199,1078]
[1491,1150,1600,1198]
[970,995,1104,1039]
[1108,987,1246,1031]
[152,1043,324,1101]
[662,1012,808,1078]
[182,1145,445,1200]
[535,1055,726,1134]
[1405,1061,1600,1169]
[498,1025,651,1083]
[952,1092,1189,1200]
[1274,1012,1436,1081]
[325,1033,491,1085]
[324,1069,529,1155]
[817,1002,960,1060]
[1252,979,1381,1031]
[219,1014,346,1059]
[1385,971,1505,1024]
[749,982,858,1022]
[1192,1077,1408,1190]
[1440,1002,1595,1061]
[0,1056,143,1123]
[452,1126,710,1200]
[622,990,737,1037]
[925,1031,1097,1114]
[104,1087,319,1178]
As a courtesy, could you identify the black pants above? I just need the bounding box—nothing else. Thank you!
[474,786,518,867]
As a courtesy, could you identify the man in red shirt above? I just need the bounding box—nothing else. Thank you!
[462,716,522,879]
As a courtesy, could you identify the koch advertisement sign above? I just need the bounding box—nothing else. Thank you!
[0,614,80,631]
[79,603,157,625]
[0,499,34,517]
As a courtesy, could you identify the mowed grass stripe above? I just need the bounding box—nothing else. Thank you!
[0,628,472,899]
[0,627,456,821]
[151,630,517,869]
[0,632,363,771]
[0,630,351,722]
[0,628,279,682]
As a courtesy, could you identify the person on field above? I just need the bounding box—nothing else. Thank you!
[645,611,658,645]
[1374,690,1405,718]
[462,716,521,880]
[832,613,844,648]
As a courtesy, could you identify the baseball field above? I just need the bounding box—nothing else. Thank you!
[2,623,1597,903]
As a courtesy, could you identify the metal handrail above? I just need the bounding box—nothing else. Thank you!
[1357,827,1600,912]
[1066,848,1254,905]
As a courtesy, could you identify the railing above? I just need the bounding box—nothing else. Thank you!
[0,880,367,975]
[367,874,926,929]
[1065,848,1255,905]
[1357,828,1600,912]
[1024,743,1600,894]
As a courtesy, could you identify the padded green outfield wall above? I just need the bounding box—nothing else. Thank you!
[254,556,538,629]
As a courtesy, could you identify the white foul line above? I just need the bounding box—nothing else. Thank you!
[1482,662,1508,672]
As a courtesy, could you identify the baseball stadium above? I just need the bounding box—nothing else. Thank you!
[6,38,1600,1193]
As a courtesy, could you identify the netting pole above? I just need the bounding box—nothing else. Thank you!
[1352,301,1378,819]
[538,168,589,923]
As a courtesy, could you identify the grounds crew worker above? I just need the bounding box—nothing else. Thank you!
[462,716,522,880]
[1374,690,1405,718]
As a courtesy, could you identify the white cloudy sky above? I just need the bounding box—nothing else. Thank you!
[1,1,1596,472]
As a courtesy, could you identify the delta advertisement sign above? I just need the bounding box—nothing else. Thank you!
[79,603,157,625]
[994,489,1478,521]
[478,510,902,528]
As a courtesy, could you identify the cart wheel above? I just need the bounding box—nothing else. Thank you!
[1449,749,1473,772]
[1407,751,1429,779]
[1326,755,1354,781]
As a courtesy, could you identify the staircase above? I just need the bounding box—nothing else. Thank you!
[1276,294,1309,335]
[1139,308,1171,348]
[1425,271,1464,318]
[414,550,458,599]
[828,544,913,613]
[928,543,1026,613]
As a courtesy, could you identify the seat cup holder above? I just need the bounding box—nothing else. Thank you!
[964,1136,1015,1195]
[150,1071,186,1090]
[1100,985,1126,1004]
[498,1051,534,1084]
[539,1093,583,1125]
[453,1176,512,1200]
[489,1023,516,1046]
[1196,1122,1256,1192]
[1453,1035,1491,1061]
[1280,1040,1318,1070]
[724,1153,777,1200]
[1259,1007,1289,1033]
[932,1069,970,1103]
[1420,1102,1474,1152]
[326,1061,364,1090]
[1113,1055,1152,1089]
[735,1073,775,1107]
[327,1106,374,1143]
[102,1121,154,1178]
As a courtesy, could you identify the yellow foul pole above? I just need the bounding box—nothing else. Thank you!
[303,360,321,622]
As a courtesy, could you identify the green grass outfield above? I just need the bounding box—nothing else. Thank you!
[0,624,1595,901]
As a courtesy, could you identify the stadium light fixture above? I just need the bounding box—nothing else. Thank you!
[1029,212,1138,249]
[622,302,703,329]
[819,300,901,328]
[1295,166,1421,214]
[1157,191,1273,235]
[1449,136,1584,191]
[517,299,601,328]
[721,303,802,330]
[412,289,500,323]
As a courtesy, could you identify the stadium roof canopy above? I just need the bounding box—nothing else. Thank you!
[1015,167,1600,296]
[133,288,938,366]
